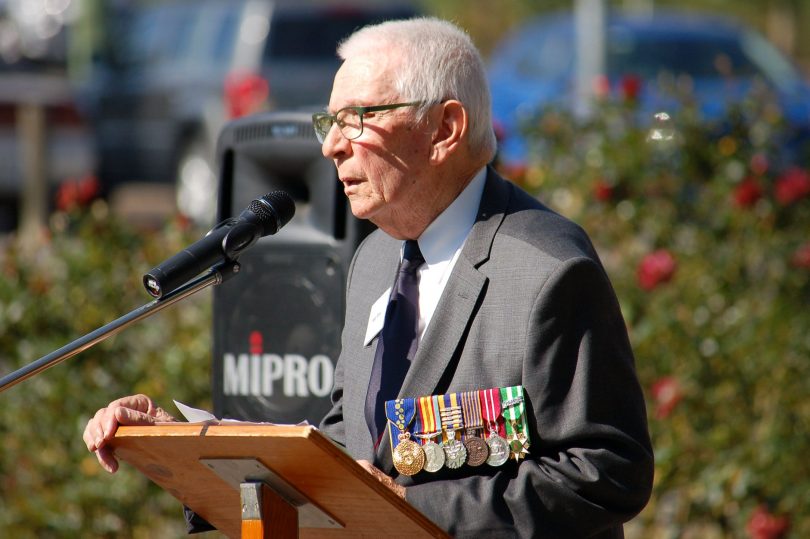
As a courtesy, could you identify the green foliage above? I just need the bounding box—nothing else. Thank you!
[514,84,810,537]
[0,204,213,538]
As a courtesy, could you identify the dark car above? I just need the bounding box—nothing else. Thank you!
[488,10,810,172]
[83,0,417,224]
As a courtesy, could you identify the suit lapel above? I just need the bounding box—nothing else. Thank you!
[375,168,512,468]
[344,234,399,460]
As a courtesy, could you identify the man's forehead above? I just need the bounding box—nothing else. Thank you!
[329,53,400,108]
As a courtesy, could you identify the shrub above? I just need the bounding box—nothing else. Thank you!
[514,83,810,537]
[0,202,213,538]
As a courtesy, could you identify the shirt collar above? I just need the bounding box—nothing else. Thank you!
[416,167,487,266]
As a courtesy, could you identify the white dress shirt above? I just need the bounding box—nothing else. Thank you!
[413,167,487,339]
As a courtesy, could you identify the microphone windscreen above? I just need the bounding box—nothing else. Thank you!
[255,191,296,236]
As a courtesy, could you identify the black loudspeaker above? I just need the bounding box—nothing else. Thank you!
[211,111,373,424]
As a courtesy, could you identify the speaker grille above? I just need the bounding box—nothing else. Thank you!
[234,120,316,144]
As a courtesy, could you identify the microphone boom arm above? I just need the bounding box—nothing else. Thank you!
[0,260,241,393]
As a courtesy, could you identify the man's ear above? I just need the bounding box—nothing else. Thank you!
[430,100,467,165]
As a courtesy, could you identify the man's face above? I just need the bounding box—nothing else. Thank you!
[321,53,435,237]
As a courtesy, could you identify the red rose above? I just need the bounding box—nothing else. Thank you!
[651,376,682,419]
[77,174,100,205]
[750,153,769,176]
[791,243,810,269]
[747,505,790,539]
[593,179,614,202]
[637,249,677,291]
[56,180,80,212]
[734,177,763,208]
[619,74,642,101]
[774,167,810,205]
[55,175,100,211]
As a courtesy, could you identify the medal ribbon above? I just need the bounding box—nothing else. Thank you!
[415,395,439,445]
[500,386,528,442]
[385,397,417,448]
[460,390,484,431]
[481,387,506,438]
[430,395,444,443]
[438,392,464,442]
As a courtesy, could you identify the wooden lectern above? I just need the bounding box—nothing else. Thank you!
[110,424,448,538]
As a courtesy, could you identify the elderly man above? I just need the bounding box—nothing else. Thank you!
[84,17,653,538]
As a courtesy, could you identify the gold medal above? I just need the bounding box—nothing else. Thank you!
[386,398,424,476]
[392,434,426,476]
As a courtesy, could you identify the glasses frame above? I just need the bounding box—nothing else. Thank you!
[312,101,423,143]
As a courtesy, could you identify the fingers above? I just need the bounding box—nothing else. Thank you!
[114,406,161,426]
[111,394,176,422]
[82,406,121,474]
[83,406,112,452]
[82,394,174,474]
[109,394,156,415]
[94,445,119,474]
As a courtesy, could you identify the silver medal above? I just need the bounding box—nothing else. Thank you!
[486,435,510,467]
[443,438,467,469]
[422,440,446,472]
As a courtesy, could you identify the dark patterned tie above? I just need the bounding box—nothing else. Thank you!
[365,240,425,448]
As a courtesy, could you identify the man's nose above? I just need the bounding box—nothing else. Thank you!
[321,123,351,158]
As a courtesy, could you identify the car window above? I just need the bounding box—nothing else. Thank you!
[608,29,763,80]
[492,23,574,81]
[263,9,416,62]
[109,6,197,68]
[210,9,241,63]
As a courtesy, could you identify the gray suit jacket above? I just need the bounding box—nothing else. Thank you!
[320,168,654,538]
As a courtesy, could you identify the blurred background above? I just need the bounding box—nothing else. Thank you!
[0,0,808,537]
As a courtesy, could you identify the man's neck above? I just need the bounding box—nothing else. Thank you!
[399,161,487,239]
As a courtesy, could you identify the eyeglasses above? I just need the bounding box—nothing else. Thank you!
[312,102,422,143]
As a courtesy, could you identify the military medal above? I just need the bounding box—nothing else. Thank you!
[481,387,509,466]
[419,436,446,472]
[501,386,531,461]
[393,438,425,476]
[460,391,489,467]
[415,395,445,473]
[386,398,425,476]
[438,394,467,469]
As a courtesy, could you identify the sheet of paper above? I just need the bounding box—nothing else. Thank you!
[172,400,310,427]
[173,400,218,423]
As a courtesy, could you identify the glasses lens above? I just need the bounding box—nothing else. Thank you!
[336,108,362,140]
[312,114,332,143]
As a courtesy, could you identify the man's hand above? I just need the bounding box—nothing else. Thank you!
[357,459,406,499]
[82,394,176,473]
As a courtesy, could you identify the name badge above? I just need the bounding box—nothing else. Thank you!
[364,287,391,346]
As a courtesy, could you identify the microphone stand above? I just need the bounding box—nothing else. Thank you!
[0,260,241,393]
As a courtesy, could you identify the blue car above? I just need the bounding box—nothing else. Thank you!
[488,10,810,172]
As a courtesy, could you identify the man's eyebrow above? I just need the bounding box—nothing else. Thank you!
[329,100,381,112]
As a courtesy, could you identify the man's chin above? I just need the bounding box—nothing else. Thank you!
[347,200,377,222]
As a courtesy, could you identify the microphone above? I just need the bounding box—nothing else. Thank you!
[143,191,295,298]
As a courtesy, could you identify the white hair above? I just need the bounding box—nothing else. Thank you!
[337,17,497,161]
